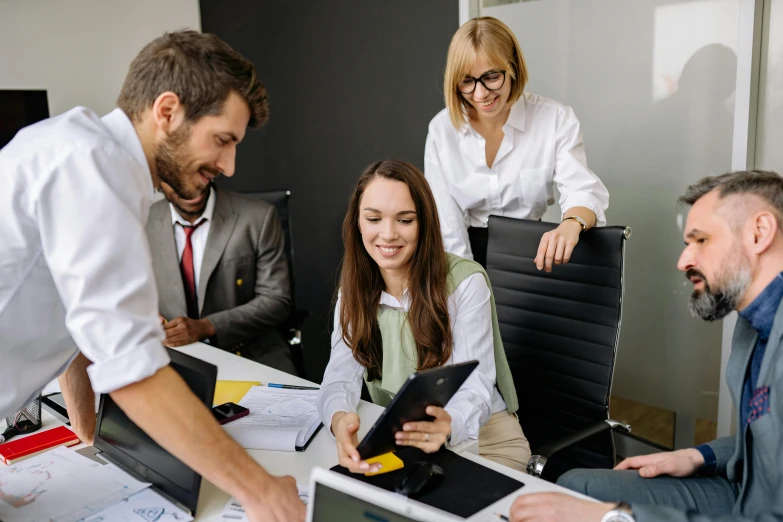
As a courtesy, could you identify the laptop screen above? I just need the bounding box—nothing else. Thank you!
[93,348,217,514]
[312,482,420,522]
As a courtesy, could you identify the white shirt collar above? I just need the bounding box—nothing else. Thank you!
[458,94,528,136]
[379,288,411,310]
[169,185,217,227]
[505,95,527,132]
[100,108,154,197]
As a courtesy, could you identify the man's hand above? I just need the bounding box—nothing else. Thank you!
[396,406,451,453]
[332,411,380,473]
[509,493,614,522]
[614,448,704,478]
[162,316,215,347]
[244,475,306,522]
[110,367,305,522]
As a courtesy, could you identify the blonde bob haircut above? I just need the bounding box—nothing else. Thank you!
[443,17,528,129]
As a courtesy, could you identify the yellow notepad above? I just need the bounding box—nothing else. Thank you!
[213,380,260,406]
[364,452,404,476]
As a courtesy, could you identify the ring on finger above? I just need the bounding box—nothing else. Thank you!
[425,433,430,442]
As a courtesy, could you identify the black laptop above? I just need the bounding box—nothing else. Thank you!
[92,348,217,515]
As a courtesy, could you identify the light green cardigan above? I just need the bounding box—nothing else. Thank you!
[365,253,519,413]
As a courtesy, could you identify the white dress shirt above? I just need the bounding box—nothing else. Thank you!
[0,107,170,418]
[170,185,216,297]
[317,273,507,446]
[424,92,610,259]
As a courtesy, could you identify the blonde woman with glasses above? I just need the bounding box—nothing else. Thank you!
[425,17,609,270]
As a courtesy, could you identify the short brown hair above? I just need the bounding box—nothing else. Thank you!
[117,30,268,128]
[443,17,528,129]
[680,170,783,225]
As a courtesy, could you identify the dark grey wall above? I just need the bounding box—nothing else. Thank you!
[200,0,458,381]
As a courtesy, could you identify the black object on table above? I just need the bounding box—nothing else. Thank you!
[331,447,524,518]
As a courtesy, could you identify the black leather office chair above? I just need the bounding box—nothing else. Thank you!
[484,216,631,482]
[246,190,308,377]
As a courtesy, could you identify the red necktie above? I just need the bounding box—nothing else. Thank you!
[179,219,206,319]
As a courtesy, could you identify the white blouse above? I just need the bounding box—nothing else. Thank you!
[424,92,610,260]
[317,273,508,446]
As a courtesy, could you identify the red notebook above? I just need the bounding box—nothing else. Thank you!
[0,425,80,465]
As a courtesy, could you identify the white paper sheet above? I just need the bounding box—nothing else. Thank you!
[80,488,193,522]
[223,387,321,451]
[220,484,309,521]
[0,447,150,522]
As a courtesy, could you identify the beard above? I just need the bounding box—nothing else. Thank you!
[155,124,219,201]
[687,251,751,321]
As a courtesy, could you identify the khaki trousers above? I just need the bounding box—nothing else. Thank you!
[478,411,531,472]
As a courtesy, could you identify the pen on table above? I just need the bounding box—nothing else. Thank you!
[267,383,320,390]
[495,514,510,521]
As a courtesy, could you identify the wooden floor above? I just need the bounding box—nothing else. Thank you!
[610,396,717,448]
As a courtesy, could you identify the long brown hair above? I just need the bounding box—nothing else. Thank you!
[338,160,452,381]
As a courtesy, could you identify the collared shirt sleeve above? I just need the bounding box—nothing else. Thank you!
[424,128,474,260]
[553,105,609,226]
[317,295,365,436]
[694,444,718,476]
[445,273,497,446]
[36,144,169,394]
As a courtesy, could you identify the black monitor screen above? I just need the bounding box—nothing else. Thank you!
[94,349,217,514]
[0,90,49,149]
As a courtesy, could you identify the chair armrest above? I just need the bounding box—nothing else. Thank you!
[289,309,310,328]
[526,419,631,477]
[285,309,310,346]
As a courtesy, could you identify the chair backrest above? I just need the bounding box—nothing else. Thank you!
[485,216,629,476]
[245,190,295,298]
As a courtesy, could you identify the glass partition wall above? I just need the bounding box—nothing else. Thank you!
[467,0,772,448]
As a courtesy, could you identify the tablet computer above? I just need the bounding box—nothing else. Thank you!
[356,360,479,460]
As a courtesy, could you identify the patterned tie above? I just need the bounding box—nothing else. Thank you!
[179,219,206,319]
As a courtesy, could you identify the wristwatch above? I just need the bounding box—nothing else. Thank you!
[600,502,635,522]
[561,215,587,232]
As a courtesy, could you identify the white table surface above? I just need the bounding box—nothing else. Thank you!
[30,342,586,521]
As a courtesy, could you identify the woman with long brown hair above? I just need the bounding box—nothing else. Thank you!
[316,159,530,472]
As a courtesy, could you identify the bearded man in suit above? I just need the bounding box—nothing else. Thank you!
[146,181,296,375]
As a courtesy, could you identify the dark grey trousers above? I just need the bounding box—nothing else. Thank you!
[557,469,738,516]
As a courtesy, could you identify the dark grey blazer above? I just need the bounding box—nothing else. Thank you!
[634,297,783,521]
[145,187,291,356]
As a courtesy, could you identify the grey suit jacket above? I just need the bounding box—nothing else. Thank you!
[634,298,783,521]
[145,188,291,354]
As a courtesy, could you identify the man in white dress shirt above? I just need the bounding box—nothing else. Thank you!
[0,31,303,522]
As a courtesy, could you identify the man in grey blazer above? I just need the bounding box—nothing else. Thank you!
[506,170,783,522]
[146,181,296,375]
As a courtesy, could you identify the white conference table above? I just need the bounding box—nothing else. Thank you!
[34,342,587,521]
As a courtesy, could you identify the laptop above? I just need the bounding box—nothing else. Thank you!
[306,467,459,522]
[92,348,217,515]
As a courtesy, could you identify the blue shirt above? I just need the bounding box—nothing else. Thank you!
[696,272,783,475]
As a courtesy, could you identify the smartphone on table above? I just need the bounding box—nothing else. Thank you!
[211,402,250,425]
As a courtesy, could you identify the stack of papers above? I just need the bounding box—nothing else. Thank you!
[223,387,322,451]
[0,448,149,522]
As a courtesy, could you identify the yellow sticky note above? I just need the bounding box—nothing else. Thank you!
[364,452,404,476]
[213,380,260,406]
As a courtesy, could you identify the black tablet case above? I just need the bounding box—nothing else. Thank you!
[331,447,524,518]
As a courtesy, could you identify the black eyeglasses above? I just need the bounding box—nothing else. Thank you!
[458,70,506,94]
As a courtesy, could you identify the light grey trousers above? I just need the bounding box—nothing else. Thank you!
[557,468,738,516]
